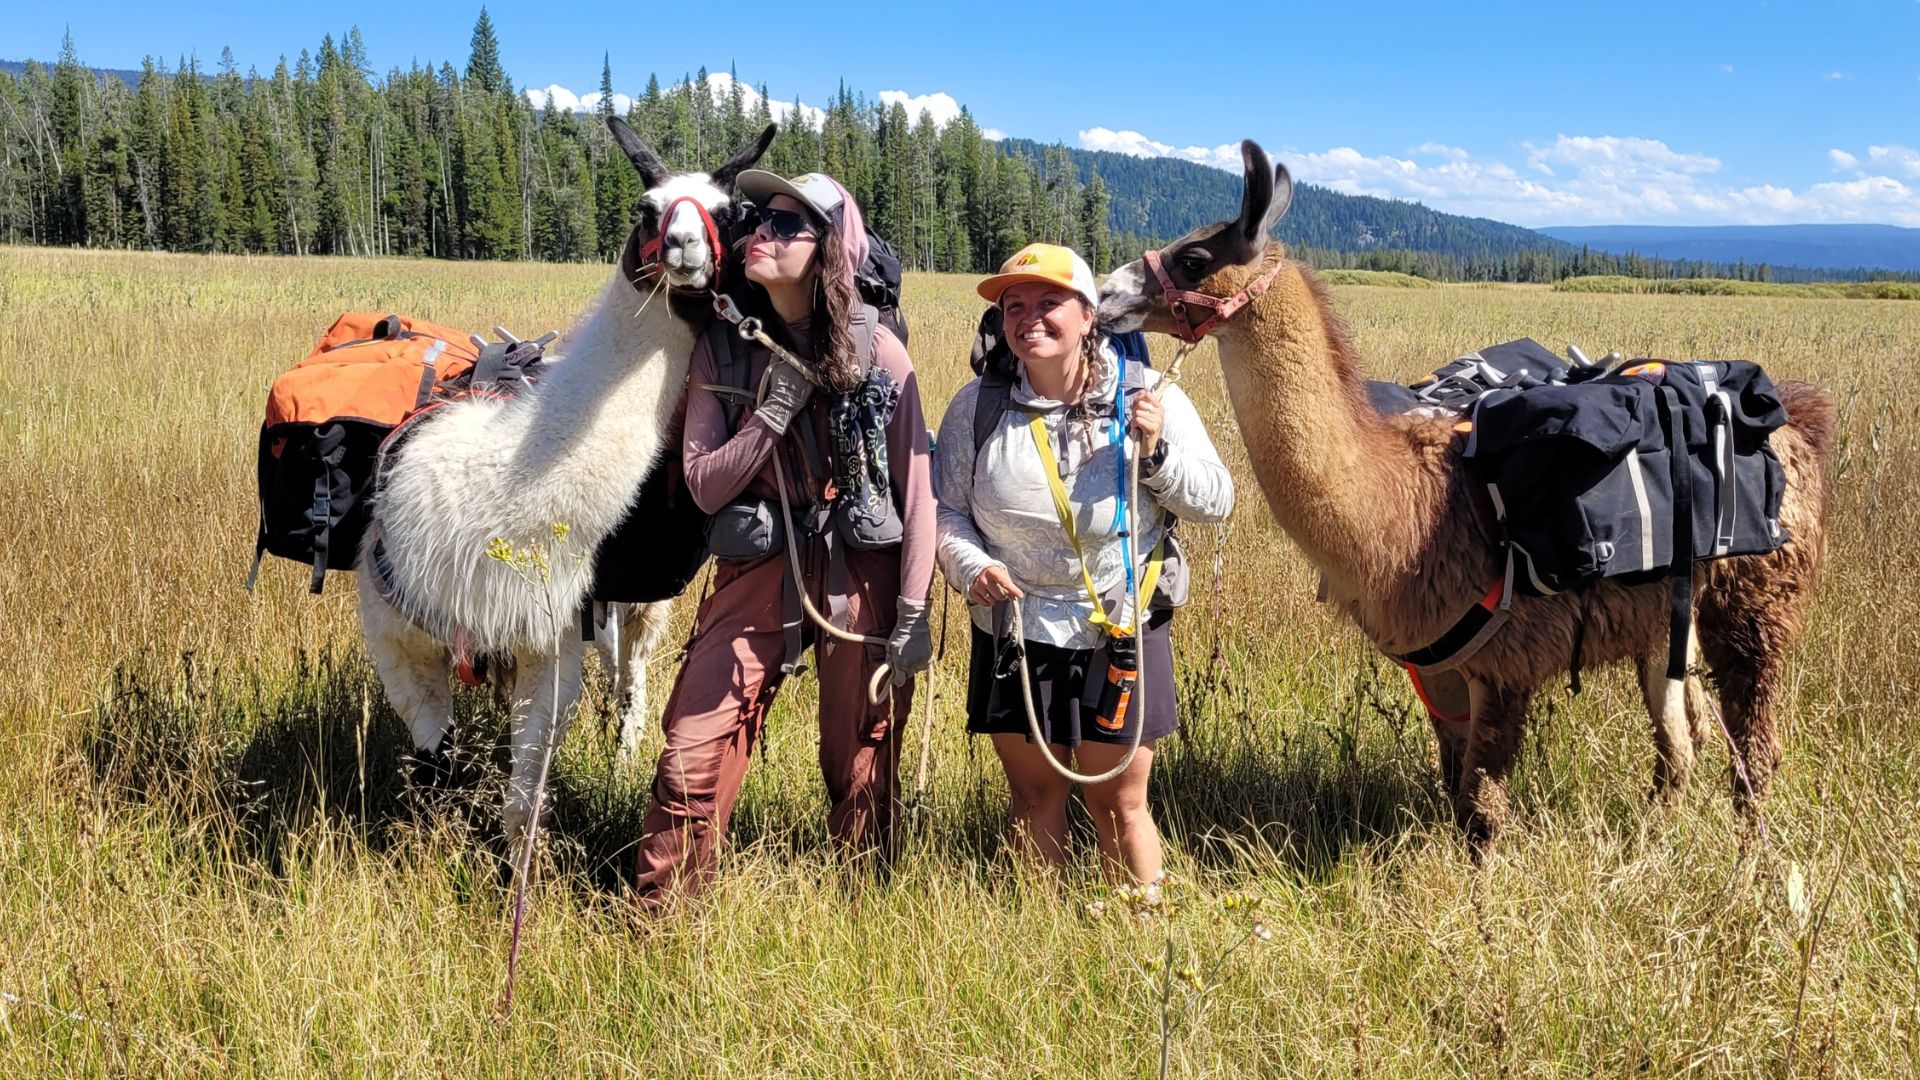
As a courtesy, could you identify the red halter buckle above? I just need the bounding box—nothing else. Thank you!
[1143,245,1285,344]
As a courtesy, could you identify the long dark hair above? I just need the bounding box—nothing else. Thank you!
[810,222,864,393]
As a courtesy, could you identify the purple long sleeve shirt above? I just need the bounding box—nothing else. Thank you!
[681,320,936,604]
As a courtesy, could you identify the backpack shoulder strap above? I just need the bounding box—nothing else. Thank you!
[854,304,879,374]
[973,371,1013,457]
[706,316,751,433]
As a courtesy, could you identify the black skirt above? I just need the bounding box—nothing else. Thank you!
[965,608,1178,747]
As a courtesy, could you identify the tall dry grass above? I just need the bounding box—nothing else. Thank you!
[1,246,1916,1076]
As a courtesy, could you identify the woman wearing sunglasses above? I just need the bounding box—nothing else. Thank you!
[631,172,936,911]
[933,243,1234,887]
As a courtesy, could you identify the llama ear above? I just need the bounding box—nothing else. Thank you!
[1237,140,1277,248]
[711,124,778,190]
[607,116,669,190]
[1262,161,1294,236]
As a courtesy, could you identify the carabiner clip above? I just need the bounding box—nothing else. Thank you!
[711,292,746,325]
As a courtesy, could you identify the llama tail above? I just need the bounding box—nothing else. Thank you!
[1777,379,1837,462]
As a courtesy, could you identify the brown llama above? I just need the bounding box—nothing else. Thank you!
[1097,141,1835,851]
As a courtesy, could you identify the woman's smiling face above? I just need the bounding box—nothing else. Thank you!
[1001,281,1094,367]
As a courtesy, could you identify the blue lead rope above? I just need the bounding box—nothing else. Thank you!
[1110,347,1138,603]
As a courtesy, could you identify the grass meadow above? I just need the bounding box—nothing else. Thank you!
[1,245,1917,1077]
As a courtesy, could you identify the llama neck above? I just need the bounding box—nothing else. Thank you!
[522,274,693,539]
[1213,261,1430,593]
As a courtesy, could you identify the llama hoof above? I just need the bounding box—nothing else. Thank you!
[405,744,454,787]
[501,805,533,853]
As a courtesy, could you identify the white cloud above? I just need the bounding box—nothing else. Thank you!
[699,71,826,128]
[1718,63,1735,74]
[877,90,963,127]
[1077,127,1242,169]
[1523,135,1720,176]
[1825,70,1852,81]
[1075,122,1920,226]
[1866,144,1920,178]
[981,128,1008,141]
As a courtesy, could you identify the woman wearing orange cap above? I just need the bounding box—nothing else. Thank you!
[934,243,1234,885]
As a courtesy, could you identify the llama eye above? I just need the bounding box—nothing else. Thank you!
[1179,254,1209,277]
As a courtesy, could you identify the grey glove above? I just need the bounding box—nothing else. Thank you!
[755,359,814,435]
[887,596,933,686]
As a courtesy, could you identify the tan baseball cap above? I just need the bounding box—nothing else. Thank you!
[736,170,845,227]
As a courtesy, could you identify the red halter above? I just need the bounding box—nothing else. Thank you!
[624,195,726,295]
[1142,244,1285,344]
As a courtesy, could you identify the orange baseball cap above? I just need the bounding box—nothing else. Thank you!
[976,243,1099,308]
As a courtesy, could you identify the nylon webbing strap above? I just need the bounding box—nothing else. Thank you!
[307,424,349,595]
[414,339,447,409]
[972,372,1013,456]
[1658,385,1692,681]
[308,469,331,595]
[1027,414,1162,636]
[245,529,267,593]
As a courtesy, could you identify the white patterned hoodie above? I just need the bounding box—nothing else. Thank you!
[933,345,1235,649]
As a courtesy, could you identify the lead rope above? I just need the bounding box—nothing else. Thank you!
[751,349,897,705]
[1006,427,1149,787]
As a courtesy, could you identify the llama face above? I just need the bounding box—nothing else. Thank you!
[639,175,738,290]
[1097,140,1294,335]
[608,119,777,293]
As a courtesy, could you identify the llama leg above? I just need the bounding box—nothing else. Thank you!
[1431,717,1468,804]
[614,600,675,766]
[1637,629,1698,807]
[359,578,455,782]
[1698,644,1786,814]
[591,601,621,709]
[503,635,589,847]
[1413,668,1472,800]
[1698,573,1808,814]
[1457,680,1531,856]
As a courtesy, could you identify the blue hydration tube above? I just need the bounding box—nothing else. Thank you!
[1110,343,1138,605]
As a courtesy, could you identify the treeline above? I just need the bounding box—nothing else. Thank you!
[7,15,1914,286]
[0,12,1116,272]
[1295,242,1920,285]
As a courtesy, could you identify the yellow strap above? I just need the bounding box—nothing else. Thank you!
[1027,413,1163,637]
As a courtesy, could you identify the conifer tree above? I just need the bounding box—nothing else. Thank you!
[465,7,508,97]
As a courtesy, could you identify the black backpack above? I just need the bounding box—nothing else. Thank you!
[856,230,909,346]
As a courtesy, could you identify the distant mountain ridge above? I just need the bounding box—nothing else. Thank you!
[1,58,149,85]
[1540,224,1920,273]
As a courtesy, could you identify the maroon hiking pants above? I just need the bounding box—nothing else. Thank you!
[632,541,908,910]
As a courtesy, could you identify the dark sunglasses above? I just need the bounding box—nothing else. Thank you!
[758,207,818,242]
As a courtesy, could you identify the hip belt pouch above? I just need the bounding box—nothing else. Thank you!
[706,496,786,562]
[830,493,903,550]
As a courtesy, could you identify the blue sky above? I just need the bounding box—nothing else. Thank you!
[12,0,1919,226]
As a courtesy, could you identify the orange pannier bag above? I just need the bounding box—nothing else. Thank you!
[249,313,480,594]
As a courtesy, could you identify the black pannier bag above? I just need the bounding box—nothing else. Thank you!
[1463,358,1790,597]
